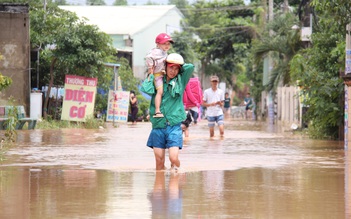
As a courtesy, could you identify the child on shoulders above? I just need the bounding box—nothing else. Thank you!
[145,33,174,118]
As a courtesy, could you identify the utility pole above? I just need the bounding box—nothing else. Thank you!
[268,0,273,21]
[343,24,351,149]
[344,23,351,219]
[267,0,275,125]
[283,0,289,13]
[104,63,120,127]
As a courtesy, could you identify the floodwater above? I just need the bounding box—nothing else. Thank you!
[0,118,350,219]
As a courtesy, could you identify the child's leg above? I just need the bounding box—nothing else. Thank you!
[155,88,163,113]
[153,75,164,118]
[153,87,164,117]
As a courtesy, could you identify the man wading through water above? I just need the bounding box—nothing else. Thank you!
[141,53,194,172]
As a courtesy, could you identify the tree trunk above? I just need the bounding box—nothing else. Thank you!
[43,57,57,119]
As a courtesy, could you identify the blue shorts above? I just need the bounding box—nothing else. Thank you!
[207,115,224,127]
[147,123,183,149]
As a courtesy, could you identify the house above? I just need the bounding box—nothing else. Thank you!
[0,3,31,113]
[59,5,184,80]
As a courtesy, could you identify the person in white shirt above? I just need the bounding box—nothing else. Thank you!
[202,75,225,137]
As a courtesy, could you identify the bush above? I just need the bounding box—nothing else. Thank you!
[36,117,105,129]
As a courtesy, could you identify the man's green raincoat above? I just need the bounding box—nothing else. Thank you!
[141,63,195,129]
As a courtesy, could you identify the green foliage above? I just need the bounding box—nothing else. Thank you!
[36,117,105,129]
[311,0,351,29]
[251,13,302,91]
[36,118,73,129]
[0,95,19,161]
[288,1,348,139]
[0,97,19,143]
[168,0,189,7]
[0,54,12,91]
[86,0,106,5]
[232,95,243,106]
[0,74,12,92]
[30,3,79,50]
[94,91,108,117]
[113,0,127,5]
[55,0,68,5]
[4,106,18,143]
[30,3,116,77]
[117,57,139,92]
[52,20,116,78]
[29,2,117,119]
[144,0,161,5]
[171,31,197,65]
[289,35,344,139]
[95,57,139,116]
[84,116,105,129]
[182,0,256,90]
[136,94,150,118]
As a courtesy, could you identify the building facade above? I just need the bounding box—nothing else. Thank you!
[0,3,31,112]
[59,5,184,80]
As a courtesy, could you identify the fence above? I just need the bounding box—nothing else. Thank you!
[276,86,301,127]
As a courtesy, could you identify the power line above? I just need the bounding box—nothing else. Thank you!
[63,0,258,12]
[184,25,252,31]
[183,6,256,11]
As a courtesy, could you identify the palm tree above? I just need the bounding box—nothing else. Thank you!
[252,13,302,92]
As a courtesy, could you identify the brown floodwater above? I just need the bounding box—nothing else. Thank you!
[0,118,350,219]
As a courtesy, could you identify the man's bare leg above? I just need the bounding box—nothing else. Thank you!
[209,126,215,137]
[169,147,180,170]
[219,124,224,137]
[153,147,166,171]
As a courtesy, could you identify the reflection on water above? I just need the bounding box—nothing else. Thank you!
[0,168,346,218]
[0,119,349,218]
[148,172,184,218]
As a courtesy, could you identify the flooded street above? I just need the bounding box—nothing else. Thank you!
[0,118,350,218]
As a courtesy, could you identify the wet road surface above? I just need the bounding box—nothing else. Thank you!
[0,118,350,218]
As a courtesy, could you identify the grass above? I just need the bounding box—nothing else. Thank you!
[36,116,106,129]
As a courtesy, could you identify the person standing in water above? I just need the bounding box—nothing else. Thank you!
[202,75,225,137]
[141,53,194,172]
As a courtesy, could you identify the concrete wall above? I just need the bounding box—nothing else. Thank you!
[0,4,30,114]
[277,86,300,127]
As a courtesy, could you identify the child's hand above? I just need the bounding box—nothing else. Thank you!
[147,68,154,81]
[148,67,154,74]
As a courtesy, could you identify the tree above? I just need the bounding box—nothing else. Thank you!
[113,0,127,6]
[145,0,161,5]
[86,0,106,5]
[182,0,256,89]
[54,0,68,5]
[43,21,115,119]
[288,0,351,139]
[29,1,144,121]
[251,13,302,91]
[170,31,197,65]
[30,3,116,119]
[168,0,188,6]
[95,57,139,115]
